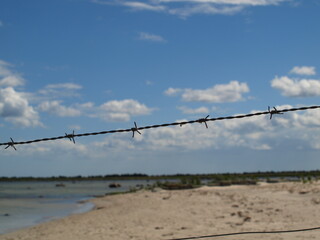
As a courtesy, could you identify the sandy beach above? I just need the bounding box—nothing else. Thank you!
[2,181,320,240]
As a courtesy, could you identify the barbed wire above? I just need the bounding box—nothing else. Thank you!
[1,105,320,150]
[166,226,320,240]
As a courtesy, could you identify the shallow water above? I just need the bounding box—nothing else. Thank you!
[0,180,155,234]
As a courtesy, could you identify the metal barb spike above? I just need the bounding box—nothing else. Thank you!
[180,122,187,127]
[5,138,17,150]
[65,130,75,144]
[268,106,283,120]
[131,122,141,138]
[197,115,210,128]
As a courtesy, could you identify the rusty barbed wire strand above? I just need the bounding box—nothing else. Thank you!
[1,105,320,148]
[166,226,320,240]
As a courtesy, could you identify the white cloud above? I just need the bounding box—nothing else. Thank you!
[76,102,95,110]
[290,66,316,76]
[37,101,82,117]
[168,3,244,17]
[92,0,166,11]
[0,21,3,27]
[38,83,82,99]
[34,98,153,122]
[0,60,41,127]
[139,32,166,42]
[271,76,320,97]
[16,140,89,157]
[95,0,288,17]
[164,87,182,96]
[98,99,153,122]
[178,106,209,114]
[157,0,285,5]
[122,1,166,11]
[90,111,266,151]
[0,60,12,76]
[0,60,25,87]
[145,80,154,85]
[0,76,25,87]
[166,81,249,103]
[0,87,42,127]
[44,83,82,90]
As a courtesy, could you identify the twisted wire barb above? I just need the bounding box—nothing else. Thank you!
[1,105,319,148]
[166,226,320,240]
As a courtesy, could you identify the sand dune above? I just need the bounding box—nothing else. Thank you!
[2,181,320,240]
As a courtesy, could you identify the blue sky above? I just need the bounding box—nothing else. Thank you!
[1,0,320,177]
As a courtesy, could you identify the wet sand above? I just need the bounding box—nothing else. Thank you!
[2,181,320,240]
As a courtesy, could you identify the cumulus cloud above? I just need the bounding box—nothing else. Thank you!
[0,76,25,87]
[178,106,209,114]
[98,99,153,122]
[35,98,153,122]
[0,60,25,87]
[94,0,288,17]
[290,66,316,76]
[0,61,41,127]
[38,101,82,117]
[139,32,166,42]
[166,81,249,103]
[271,76,320,97]
[0,87,41,127]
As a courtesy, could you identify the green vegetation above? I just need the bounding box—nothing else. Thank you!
[1,170,320,182]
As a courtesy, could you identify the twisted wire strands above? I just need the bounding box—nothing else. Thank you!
[1,105,320,149]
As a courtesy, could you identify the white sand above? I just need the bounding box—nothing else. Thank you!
[2,181,320,240]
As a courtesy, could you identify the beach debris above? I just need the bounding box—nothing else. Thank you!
[311,198,320,205]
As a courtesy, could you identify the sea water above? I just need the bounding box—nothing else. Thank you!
[0,180,155,234]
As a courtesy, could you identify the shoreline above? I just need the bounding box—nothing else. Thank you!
[0,179,155,235]
[2,181,320,239]
[0,197,95,235]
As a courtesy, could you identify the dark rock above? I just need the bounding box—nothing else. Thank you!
[55,183,66,187]
[109,183,121,188]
